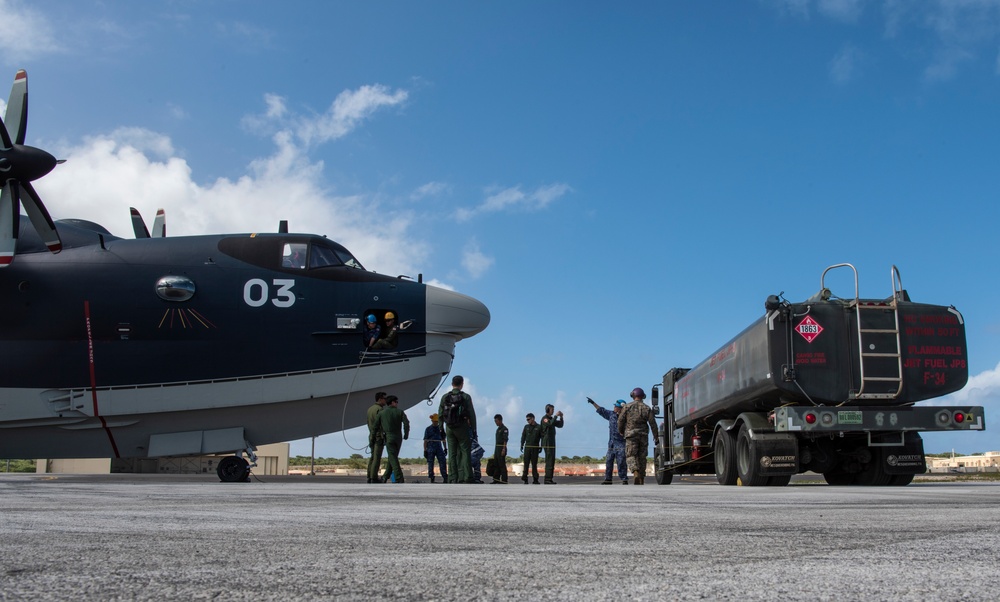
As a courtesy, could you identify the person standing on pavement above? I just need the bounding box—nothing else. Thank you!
[539,404,564,484]
[377,395,410,483]
[588,397,628,485]
[423,413,448,483]
[438,375,476,483]
[618,387,659,485]
[520,413,542,484]
[491,414,509,484]
[366,391,387,483]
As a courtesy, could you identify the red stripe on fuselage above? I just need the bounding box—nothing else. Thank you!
[84,301,121,458]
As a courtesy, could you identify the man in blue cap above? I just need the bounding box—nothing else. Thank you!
[588,397,628,485]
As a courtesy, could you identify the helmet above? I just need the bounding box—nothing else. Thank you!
[614,399,626,408]
[366,314,376,324]
[385,311,395,320]
[631,387,646,400]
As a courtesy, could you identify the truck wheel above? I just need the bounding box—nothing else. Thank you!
[736,424,768,487]
[714,428,738,486]
[655,469,674,485]
[856,459,892,486]
[888,474,914,486]
[823,471,854,486]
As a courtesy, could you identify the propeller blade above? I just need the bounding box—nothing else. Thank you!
[0,182,20,267]
[0,108,11,150]
[130,207,150,238]
[19,180,61,253]
[151,208,166,237]
[5,70,28,146]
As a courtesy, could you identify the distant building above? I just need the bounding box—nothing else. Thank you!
[926,451,1000,473]
[35,443,289,476]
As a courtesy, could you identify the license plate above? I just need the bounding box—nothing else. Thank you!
[838,411,863,425]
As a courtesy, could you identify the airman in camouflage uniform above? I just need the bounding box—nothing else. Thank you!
[366,391,387,483]
[539,404,564,484]
[377,395,410,483]
[617,387,659,485]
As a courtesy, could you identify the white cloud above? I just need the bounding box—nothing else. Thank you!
[829,43,863,83]
[455,183,572,222]
[37,122,429,279]
[817,0,864,23]
[461,239,495,280]
[241,85,408,149]
[410,181,449,201]
[0,0,63,64]
[297,85,408,147]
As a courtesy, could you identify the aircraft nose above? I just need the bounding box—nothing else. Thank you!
[425,285,491,340]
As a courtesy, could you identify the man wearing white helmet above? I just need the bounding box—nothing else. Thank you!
[617,387,659,485]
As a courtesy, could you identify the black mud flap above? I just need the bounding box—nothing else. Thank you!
[754,433,799,476]
[876,433,926,475]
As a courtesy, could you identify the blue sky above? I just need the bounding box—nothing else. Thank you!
[3,0,998,460]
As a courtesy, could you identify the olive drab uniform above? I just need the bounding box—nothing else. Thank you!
[378,405,410,483]
[493,423,509,483]
[520,422,543,484]
[366,402,385,482]
[618,399,659,484]
[539,413,563,483]
[438,388,476,483]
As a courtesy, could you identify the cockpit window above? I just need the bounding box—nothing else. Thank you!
[335,248,364,270]
[281,243,307,269]
[309,245,342,268]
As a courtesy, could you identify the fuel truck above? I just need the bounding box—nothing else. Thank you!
[650,264,985,486]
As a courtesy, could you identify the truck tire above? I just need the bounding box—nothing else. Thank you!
[655,468,674,485]
[823,471,854,486]
[736,423,769,487]
[714,428,738,486]
[856,457,892,486]
[888,474,914,486]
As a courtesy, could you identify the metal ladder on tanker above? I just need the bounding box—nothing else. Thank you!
[823,264,905,401]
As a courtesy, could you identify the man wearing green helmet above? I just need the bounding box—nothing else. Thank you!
[618,387,659,485]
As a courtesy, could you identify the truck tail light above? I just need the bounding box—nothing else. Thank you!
[954,412,965,423]
[805,412,817,425]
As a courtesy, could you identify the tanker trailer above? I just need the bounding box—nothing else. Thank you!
[650,264,985,487]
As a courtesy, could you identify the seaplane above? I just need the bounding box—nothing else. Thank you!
[0,70,490,481]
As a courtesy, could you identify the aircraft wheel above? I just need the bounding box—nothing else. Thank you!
[888,473,914,486]
[217,456,250,483]
[736,424,768,487]
[714,428,738,486]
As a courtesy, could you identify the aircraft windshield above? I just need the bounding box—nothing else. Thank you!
[309,243,365,270]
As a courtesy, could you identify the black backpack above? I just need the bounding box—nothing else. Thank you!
[441,391,466,426]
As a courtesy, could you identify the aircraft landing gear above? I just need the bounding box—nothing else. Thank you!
[216,445,258,483]
[217,456,250,482]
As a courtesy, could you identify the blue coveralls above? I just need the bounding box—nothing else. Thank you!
[596,406,627,481]
[424,423,448,481]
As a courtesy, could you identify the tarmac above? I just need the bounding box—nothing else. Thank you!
[1,473,998,601]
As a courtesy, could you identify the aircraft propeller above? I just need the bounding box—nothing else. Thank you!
[0,69,63,266]
[131,207,166,238]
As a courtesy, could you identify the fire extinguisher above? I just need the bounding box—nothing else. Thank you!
[691,433,701,460]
